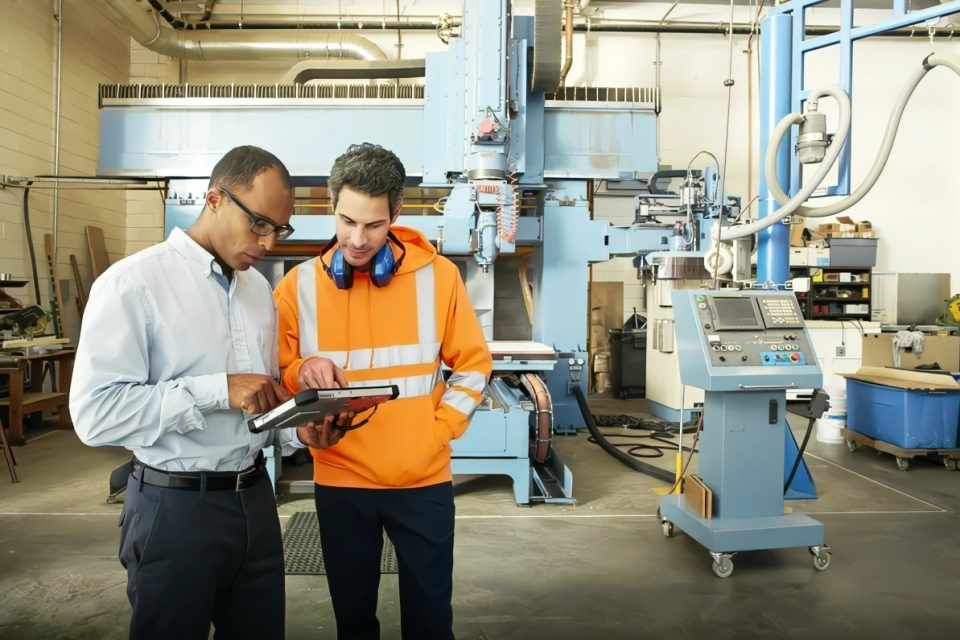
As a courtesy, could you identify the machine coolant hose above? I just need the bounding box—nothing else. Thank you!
[571,384,674,482]
[718,83,851,241]
[519,373,553,464]
[769,53,960,219]
[721,52,960,242]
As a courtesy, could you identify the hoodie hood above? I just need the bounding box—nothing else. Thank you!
[388,226,437,275]
[319,225,436,277]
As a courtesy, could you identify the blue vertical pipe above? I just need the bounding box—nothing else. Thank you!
[757,13,793,286]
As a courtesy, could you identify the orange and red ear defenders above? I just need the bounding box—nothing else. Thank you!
[319,230,406,289]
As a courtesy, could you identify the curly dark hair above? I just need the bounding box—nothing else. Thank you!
[328,143,405,214]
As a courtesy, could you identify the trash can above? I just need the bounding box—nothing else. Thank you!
[609,328,646,399]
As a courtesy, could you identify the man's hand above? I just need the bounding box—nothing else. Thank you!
[298,357,349,390]
[297,415,346,449]
[227,374,290,415]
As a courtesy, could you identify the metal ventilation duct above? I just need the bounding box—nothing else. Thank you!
[103,0,388,61]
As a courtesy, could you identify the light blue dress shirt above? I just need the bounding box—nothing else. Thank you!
[69,227,303,471]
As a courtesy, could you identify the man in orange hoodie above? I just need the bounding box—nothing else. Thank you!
[274,143,492,639]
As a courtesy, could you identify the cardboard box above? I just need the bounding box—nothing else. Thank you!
[590,325,607,349]
[789,247,811,266]
[590,306,604,325]
[790,222,807,247]
[843,303,869,314]
[821,216,875,239]
[683,474,713,519]
[810,247,830,266]
[861,334,960,371]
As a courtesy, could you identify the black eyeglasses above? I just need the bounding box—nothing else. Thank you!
[219,188,295,241]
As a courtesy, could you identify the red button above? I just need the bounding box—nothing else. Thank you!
[790,353,800,361]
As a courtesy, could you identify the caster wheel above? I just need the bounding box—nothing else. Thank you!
[810,545,833,571]
[944,458,958,471]
[711,555,734,578]
[845,439,858,452]
[896,457,910,472]
[810,546,831,571]
[661,520,674,538]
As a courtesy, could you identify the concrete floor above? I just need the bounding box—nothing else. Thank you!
[1,397,959,639]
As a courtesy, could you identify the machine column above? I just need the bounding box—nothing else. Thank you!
[757,13,793,286]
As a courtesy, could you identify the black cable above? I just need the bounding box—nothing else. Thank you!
[589,414,698,459]
[22,184,42,306]
[784,417,816,494]
[571,385,674,482]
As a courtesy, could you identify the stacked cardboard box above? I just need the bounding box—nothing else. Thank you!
[590,306,611,392]
[817,215,875,239]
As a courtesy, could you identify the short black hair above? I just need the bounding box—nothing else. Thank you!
[208,145,293,193]
[328,143,405,214]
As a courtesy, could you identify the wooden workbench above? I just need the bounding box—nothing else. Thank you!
[0,348,75,446]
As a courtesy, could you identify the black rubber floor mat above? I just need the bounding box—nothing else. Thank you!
[283,511,398,575]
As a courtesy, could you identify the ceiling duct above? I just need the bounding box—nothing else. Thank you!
[103,0,388,61]
[282,59,427,83]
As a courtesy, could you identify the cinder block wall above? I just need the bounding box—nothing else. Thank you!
[0,0,129,341]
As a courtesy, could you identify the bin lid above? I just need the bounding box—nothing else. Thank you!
[622,313,646,331]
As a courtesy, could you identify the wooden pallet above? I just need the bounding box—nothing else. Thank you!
[841,427,960,472]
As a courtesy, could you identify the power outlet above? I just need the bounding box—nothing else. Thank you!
[835,345,846,357]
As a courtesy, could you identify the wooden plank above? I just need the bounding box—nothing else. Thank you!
[1,336,71,349]
[43,233,64,337]
[69,254,87,315]
[85,225,111,280]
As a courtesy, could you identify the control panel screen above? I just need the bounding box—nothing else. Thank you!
[691,292,814,368]
[710,297,763,330]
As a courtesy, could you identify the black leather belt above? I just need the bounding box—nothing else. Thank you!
[132,457,264,491]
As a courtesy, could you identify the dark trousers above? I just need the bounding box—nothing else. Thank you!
[314,482,456,640]
[119,469,285,640]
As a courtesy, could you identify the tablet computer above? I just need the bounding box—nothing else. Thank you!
[247,385,400,433]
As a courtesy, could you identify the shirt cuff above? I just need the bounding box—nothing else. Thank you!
[183,373,230,413]
[276,426,308,456]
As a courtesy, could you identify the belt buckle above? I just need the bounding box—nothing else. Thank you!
[235,467,255,491]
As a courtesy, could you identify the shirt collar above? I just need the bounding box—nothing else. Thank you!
[168,227,227,279]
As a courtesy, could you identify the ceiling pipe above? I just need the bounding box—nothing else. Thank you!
[572,20,957,36]
[103,0,388,61]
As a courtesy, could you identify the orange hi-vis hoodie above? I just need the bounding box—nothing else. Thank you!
[274,226,493,489]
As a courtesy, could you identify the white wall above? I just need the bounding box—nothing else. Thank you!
[577,4,960,322]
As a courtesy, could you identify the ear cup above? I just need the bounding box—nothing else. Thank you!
[368,243,397,288]
[328,247,354,289]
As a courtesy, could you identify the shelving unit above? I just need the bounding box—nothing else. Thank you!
[795,268,871,320]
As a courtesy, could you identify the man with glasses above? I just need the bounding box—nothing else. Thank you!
[71,145,346,639]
